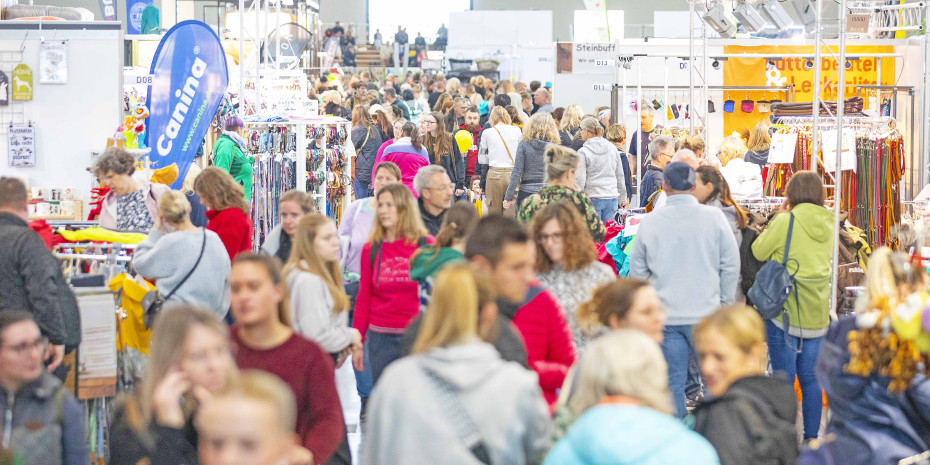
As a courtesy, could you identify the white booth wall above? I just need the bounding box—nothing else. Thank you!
[2,23,122,206]
[446,10,554,85]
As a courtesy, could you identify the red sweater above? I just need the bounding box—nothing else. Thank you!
[353,238,432,340]
[206,208,253,262]
[504,285,577,410]
[230,330,345,465]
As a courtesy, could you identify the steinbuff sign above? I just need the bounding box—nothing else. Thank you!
[721,45,895,135]
[146,20,229,189]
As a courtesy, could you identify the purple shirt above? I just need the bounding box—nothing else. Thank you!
[338,198,376,274]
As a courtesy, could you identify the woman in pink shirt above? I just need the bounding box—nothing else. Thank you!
[352,183,432,386]
[371,121,429,198]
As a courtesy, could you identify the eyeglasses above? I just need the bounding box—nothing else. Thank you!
[422,120,437,125]
[426,183,455,192]
[2,336,48,356]
[537,232,565,243]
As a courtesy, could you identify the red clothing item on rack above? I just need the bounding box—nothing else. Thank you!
[230,330,345,465]
[206,207,253,262]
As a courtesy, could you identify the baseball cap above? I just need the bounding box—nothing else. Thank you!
[664,161,696,191]
[369,104,385,115]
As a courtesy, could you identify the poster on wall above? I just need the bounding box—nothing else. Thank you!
[8,125,36,167]
[146,20,229,189]
[0,71,10,107]
[40,41,68,84]
[12,64,32,101]
[127,0,154,34]
[556,42,617,75]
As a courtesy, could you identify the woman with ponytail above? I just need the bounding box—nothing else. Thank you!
[132,191,231,315]
[283,214,363,364]
[409,201,478,312]
[370,121,429,197]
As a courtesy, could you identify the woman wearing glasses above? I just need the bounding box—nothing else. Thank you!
[532,202,615,352]
[421,111,466,199]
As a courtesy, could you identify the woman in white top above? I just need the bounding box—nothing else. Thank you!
[478,106,523,215]
[283,213,363,365]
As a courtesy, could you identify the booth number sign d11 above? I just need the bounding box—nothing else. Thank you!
[8,125,36,167]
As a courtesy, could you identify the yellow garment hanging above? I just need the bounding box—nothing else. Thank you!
[58,227,147,244]
[108,273,153,357]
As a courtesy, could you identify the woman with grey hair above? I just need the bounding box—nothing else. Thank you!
[639,135,675,208]
[544,330,720,465]
[92,147,170,232]
[575,117,628,222]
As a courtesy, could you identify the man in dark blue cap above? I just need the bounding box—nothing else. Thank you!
[627,161,740,419]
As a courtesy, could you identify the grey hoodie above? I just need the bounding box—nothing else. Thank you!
[362,342,552,465]
[576,137,627,200]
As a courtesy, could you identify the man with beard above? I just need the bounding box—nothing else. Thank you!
[458,106,483,179]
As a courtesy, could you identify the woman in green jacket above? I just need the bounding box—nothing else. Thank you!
[751,170,834,441]
[212,116,254,202]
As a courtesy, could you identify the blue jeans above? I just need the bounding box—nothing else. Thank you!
[660,324,704,418]
[591,197,619,224]
[353,178,371,199]
[766,320,822,439]
[367,331,404,388]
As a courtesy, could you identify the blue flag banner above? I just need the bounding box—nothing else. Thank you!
[146,20,228,189]
[126,0,152,34]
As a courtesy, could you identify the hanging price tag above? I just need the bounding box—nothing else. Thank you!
[768,132,797,164]
[822,129,858,173]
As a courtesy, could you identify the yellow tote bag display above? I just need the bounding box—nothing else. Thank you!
[109,273,154,388]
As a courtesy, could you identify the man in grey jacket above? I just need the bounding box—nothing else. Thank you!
[628,162,740,418]
[0,177,65,371]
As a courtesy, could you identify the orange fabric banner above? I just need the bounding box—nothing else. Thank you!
[721,45,895,136]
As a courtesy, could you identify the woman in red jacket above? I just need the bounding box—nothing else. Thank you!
[352,183,431,386]
[194,167,254,262]
[228,253,346,465]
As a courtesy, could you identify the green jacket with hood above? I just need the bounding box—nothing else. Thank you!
[409,246,464,312]
[212,134,254,201]
[752,203,835,337]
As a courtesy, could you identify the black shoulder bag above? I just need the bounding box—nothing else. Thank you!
[747,213,803,350]
[141,230,207,328]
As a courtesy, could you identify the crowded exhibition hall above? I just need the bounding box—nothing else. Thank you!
[2,0,930,463]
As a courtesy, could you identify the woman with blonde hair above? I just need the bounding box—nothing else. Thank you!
[744,123,771,169]
[132,191,231,315]
[229,254,345,464]
[352,183,432,385]
[363,264,551,465]
[180,163,208,227]
[194,167,253,262]
[716,135,747,167]
[606,123,633,201]
[284,214,362,362]
[260,190,315,263]
[478,105,523,215]
[560,104,584,138]
[532,203,615,351]
[693,305,798,465]
[109,306,240,465]
[434,93,453,115]
[504,112,561,210]
[681,134,718,167]
[517,144,605,242]
[545,330,719,465]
